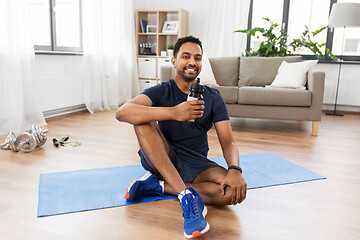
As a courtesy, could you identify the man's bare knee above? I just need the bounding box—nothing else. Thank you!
[202,183,233,206]
[133,122,170,157]
[208,184,232,206]
[134,122,166,142]
[220,186,233,206]
[133,122,157,137]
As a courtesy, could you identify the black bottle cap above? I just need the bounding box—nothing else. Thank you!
[190,78,205,93]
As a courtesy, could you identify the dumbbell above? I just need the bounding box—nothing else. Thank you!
[0,132,20,152]
[17,125,48,152]
[29,125,48,147]
[0,125,48,153]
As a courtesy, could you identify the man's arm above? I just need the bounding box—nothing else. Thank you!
[214,120,247,205]
[116,94,204,125]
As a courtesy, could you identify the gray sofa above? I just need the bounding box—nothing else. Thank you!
[160,56,325,136]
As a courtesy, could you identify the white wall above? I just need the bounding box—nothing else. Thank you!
[34,0,360,115]
[315,63,360,111]
[34,55,85,113]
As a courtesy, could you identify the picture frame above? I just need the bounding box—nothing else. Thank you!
[162,21,179,33]
[146,25,157,33]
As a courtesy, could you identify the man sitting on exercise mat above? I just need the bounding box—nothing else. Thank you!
[116,35,247,239]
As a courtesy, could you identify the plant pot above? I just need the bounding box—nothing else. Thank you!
[167,49,173,57]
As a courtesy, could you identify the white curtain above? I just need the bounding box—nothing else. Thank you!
[82,0,139,114]
[203,0,251,57]
[0,0,46,135]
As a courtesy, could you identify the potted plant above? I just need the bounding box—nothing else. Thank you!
[235,18,337,60]
[167,44,174,57]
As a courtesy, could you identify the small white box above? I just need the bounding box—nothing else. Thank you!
[157,58,172,79]
[139,79,157,92]
[138,58,156,79]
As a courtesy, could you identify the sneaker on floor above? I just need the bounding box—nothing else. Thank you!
[179,187,210,238]
[125,171,164,201]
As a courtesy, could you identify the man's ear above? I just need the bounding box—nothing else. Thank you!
[171,56,176,68]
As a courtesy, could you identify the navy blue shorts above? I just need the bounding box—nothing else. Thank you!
[139,142,223,183]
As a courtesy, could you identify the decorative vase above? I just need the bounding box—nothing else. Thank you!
[167,49,173,57]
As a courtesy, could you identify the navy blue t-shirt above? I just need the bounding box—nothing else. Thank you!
[142,79,229,156]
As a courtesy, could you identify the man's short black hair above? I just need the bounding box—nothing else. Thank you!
[173,35,203,58]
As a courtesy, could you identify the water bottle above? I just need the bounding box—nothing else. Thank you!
[187,78,205,124]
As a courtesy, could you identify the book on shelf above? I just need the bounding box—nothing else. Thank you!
[140,19,147,33]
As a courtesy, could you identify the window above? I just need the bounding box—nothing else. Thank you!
[331,0,360,57]
[287,0,330,55]
[247,0,360,61]
[29,0,82,53]
[250,0,283,51]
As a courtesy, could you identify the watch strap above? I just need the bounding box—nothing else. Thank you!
[228,165,242,173]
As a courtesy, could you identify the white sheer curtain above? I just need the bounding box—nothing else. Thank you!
[82,0,139,114]
[0,0,46,135]
[203,0,251,57]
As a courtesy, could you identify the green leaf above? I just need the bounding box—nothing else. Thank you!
[312,26,327,36]
[325,48,338,61]
[234,17,336,60]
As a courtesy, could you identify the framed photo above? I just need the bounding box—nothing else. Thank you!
[162,21,179,33]
[147,25,157,33]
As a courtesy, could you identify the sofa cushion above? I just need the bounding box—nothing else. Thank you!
[197,52,219,86]
[268,60,318,89]
[209,57,240,86]
[238,86,311,107]
[238,56,302,87]
[212,86,238,104]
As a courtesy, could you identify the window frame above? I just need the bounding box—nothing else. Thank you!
[246,0,360,62]
[33,0,83,54]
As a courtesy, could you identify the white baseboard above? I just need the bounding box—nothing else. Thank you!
[323,104,360,113]
[43,104,87,119]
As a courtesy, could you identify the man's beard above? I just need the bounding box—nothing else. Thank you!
[176,66,199,81]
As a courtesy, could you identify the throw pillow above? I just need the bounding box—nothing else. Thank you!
[268,60,318,89]
[197,52,219,86]
[238,56,302,87]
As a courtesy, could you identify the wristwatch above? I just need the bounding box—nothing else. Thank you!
[228,165,243,173]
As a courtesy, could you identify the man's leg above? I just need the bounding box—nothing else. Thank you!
[164,167,233,205]
[134,122,186,193]
[133,123,212,238]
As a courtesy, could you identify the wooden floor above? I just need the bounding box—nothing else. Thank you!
[1,110,360,240]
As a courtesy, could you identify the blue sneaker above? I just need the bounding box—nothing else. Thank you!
[125,171,164,201]
[179,187,210,238]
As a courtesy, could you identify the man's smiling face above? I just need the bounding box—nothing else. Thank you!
[172,42,202,81]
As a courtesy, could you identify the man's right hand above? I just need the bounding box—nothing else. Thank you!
[173,100,204,122]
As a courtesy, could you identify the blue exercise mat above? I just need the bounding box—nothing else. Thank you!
[37,153,325,217]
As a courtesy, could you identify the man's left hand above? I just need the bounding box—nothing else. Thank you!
[220,169,247,205]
